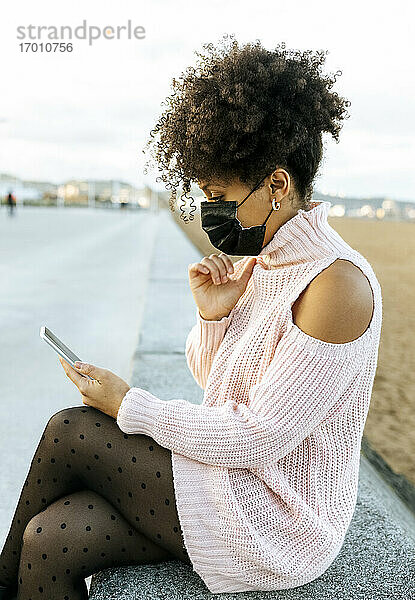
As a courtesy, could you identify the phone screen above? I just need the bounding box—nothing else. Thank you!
[40,326,94,380]
[42,326,81,364]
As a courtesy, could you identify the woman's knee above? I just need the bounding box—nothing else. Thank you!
[44,405,106,439]
[21,507,75,572]
[45,405,87,430]
[21,511,52,555]
[21,490,103,555]
[36,407,100,465]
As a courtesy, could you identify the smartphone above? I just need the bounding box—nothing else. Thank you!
[40,326,95,380]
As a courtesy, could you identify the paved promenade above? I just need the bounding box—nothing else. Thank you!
[0,205,159,590]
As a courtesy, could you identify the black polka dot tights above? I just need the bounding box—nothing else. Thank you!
[0,406,191,599]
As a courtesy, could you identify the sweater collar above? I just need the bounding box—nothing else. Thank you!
[257,201,341,267]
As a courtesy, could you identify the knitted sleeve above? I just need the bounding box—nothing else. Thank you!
[184,257,248,389]
[116,322,365,469]
[185,308,233,389]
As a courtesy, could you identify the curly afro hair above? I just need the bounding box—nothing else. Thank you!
[143,34,351,223]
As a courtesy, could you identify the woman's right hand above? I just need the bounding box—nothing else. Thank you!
[188,253,257,321]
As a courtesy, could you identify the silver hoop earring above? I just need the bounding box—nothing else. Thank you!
[272,198,281,211]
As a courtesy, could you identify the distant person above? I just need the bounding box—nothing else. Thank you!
[6,191,16,217]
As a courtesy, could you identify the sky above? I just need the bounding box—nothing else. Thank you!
[0,0,414,201]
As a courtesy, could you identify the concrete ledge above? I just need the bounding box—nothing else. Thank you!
[89,467,413,598]
[360,436,415,517]
[89,211,415,599]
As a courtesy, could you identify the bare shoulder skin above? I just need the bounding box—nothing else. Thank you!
[291,259,374,344]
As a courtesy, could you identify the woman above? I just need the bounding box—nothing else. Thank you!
[0,36,382,598]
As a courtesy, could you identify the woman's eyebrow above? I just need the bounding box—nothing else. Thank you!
[200,182,225,193]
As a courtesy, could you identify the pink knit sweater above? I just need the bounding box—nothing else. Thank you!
[116,201,383,593]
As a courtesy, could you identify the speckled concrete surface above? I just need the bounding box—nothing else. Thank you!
[89,463,414,599]
[90,212,415,599]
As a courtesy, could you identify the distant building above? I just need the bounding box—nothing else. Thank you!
[58,179,148,207]
[0,174,158,209]
[311,192,410,221]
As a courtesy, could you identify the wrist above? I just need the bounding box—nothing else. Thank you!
[115,386,131,420]
[198,310,230,321]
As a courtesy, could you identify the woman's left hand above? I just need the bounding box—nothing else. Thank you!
[59,357,131,420]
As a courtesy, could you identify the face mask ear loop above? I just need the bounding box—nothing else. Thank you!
[236,174,268,208]
[262,204,276,227]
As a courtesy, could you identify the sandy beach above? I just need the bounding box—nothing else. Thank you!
[334,215,414,487]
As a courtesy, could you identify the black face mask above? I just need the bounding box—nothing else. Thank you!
[200,175,274,256]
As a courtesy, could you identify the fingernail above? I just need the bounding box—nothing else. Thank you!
[75,362,83,368]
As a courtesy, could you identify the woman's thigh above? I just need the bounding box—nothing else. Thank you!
[42,405,191,564]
